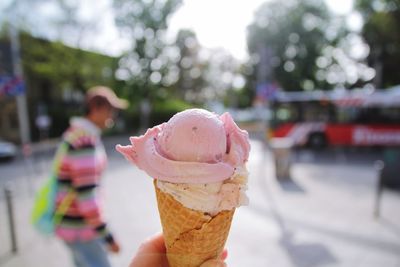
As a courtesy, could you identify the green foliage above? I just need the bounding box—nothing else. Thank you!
[247,0,345,91]
[355,0,400,87]
[114,98,194,135]
[16,32,119,139]
[113,0,183,102]
[151,98,194,126]
[174,29,208,103]
[224,87,254,109]
[113,0,245,107]
[20,32,117,93]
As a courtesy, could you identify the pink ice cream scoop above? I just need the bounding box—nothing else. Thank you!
[157,109,227,163]
[116,108,250,184]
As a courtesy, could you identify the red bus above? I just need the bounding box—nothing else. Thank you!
[269,86,400,148]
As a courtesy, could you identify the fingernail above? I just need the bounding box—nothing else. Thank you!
[221,250,228,260]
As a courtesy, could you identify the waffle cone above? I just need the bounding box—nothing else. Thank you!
[154,181,235,267]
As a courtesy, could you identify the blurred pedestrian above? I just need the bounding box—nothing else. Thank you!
[55,86,128,267]
[129,233,228,267]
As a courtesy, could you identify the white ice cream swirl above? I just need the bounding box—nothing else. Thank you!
[156,166,249,216]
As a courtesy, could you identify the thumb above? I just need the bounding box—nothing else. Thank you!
[200,259,227,267]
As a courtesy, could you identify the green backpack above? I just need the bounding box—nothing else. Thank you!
[31,142,75,235]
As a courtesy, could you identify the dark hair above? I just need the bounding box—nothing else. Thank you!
[84,95,111,115]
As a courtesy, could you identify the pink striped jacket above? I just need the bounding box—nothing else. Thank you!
[55,117,114,245]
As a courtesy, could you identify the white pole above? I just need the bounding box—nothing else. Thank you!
[8,4,35,195]
[8,2,31,145]
[16,93,31,145]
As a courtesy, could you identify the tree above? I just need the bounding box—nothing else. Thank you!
[0,0,109,92]
[0,32,118,139]
[113,0,182,102]
[173,29,208,103]
[204,48,244,106]
[21,33,118,137]
[170,29,245,106]
[355,0,400,88]
[247,0,348,91]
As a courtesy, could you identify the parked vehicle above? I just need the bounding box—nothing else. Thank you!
[0,138,17,161]
[269,86,400,148]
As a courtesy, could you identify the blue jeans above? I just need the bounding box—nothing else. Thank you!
[65,239,112,267]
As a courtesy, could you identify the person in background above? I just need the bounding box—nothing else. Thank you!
[55,86,128,267]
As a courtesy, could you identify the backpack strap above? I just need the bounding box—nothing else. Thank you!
[52,141,75,226]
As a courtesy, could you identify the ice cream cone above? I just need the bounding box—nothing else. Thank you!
[116,109,250,266]
[154,181,235,267]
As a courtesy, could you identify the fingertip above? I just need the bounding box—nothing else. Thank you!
[221,249,228,260]
[140,232,166,254]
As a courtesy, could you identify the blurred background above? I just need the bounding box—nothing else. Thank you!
[0,0,399,266]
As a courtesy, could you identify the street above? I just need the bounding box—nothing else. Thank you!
[1,136,400,267]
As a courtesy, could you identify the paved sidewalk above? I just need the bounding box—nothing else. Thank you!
[1,137,399,267]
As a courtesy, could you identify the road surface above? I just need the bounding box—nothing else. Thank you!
[0,136,399,267]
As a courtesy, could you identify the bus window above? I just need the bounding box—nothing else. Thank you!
[338,107,400,124]
[272,101,336,125]
[276,107,291,121]
[379,108,400,124]
[337,107,359,123]
[299,101,335,122]
[272,103,300,126]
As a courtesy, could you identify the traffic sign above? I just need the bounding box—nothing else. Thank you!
[0,75,25,97]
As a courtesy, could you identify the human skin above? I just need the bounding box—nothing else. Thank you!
[129,233,228,267]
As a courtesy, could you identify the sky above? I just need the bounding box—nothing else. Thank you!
[168,0,267,60]
[0,0,358,61]
[168,0,355,61]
